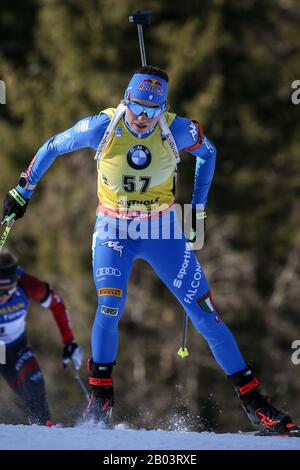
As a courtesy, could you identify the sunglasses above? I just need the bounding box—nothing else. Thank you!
[126,99,166,119]
[0,286,17,297]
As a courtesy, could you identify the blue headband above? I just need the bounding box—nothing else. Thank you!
[124,73,168,106]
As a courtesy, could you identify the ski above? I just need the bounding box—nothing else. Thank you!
[254,426,300,438]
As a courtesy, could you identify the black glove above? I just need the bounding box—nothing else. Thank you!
[188,208,207,243]
[1,189,29,224]
[62,341,83,370]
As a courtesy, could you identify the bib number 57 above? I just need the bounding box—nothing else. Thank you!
[122,175,151,193]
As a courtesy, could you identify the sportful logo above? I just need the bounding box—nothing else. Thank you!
[100,241,123,256]
[173,243,191,288]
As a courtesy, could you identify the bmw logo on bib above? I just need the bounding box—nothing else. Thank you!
[127,145,152,170]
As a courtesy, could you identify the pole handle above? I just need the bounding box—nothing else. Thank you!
[129,10,152,26]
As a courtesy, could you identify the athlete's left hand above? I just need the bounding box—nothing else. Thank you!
[62,341,83,370]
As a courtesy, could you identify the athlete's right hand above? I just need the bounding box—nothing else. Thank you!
[188,208,207,243]
[1,188,29,224]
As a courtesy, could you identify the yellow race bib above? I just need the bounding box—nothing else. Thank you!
[97,108,177,217]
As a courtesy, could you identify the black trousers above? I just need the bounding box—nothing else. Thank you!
[0,334,51,425]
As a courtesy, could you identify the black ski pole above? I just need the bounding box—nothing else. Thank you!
[178,312,189,359]
[129,9,190,359]
[0,214,15,251]
[129,10,152,66]
[71,360,89,402]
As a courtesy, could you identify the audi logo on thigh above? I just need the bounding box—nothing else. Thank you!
[96,267,122,278]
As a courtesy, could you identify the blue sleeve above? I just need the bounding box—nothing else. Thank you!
[170,116,216,207]
[191,136,216,207]
[17,112,111,198]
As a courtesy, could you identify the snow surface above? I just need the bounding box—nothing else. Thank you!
[1,423,300,450]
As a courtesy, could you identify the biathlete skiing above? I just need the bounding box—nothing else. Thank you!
[1,10,298,434]
[0,250,83,425]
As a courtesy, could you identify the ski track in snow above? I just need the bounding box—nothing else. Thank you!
[1,424,300,450]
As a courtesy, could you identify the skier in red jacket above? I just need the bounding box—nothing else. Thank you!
[0,250,83,425]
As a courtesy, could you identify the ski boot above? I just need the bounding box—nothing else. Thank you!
[228,366,298,434]
[83,358,114,426]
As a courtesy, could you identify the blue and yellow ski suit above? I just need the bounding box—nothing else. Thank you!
[17,108,246,375]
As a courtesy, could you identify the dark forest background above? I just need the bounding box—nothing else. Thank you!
[1,0,300,433]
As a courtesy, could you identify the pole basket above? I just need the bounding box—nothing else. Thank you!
[177,347,189,359]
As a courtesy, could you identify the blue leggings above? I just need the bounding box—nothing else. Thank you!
[91,211,246,375]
